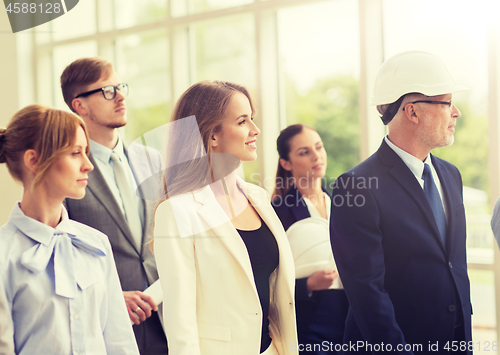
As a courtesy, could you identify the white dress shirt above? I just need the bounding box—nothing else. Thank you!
[0,203,139,355]
[384,136,448,218]
[90,137,145,228]
[303,193,331,221]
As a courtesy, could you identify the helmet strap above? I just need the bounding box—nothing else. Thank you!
[380,95,406,125]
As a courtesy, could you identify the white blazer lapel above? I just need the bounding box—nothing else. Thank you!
[193,186,259,299]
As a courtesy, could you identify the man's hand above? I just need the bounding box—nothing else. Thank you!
[306,269,338,292]
[123,291,158,325]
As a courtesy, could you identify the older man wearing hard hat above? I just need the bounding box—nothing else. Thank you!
[330,51,472,354]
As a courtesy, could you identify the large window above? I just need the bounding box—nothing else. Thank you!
[278,0,360,182]
[16,0,500,348]
[116,30,170,141]
[193,14,255,87]
[172,0,254,17]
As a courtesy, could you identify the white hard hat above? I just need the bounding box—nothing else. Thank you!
[286,217,342,289]
[371,51,467,106]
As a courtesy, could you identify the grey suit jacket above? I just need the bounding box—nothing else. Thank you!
[65,141,163,292]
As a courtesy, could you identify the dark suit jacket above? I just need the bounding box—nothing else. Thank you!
[65,142,162,293]
[330,140,472,354]
[272,185,348,337]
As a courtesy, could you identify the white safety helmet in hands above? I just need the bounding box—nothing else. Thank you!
[371,51,467,124]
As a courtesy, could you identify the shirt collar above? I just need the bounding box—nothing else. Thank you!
[384,136,434,181]
[9,202,80,245]
[9,203,107,298]
[90,136,126,165]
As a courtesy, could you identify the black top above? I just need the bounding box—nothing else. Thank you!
[237,219,280,353]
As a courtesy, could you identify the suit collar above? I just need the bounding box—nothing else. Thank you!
[89,136,126,164]
[384,136,435,184]
[87,153,142,255]
[193,176,256,231]
[283,184,331,223]
[193,177,290,299]
[284,184,311,222]
[194,179,258,300]
[377,140,447,252]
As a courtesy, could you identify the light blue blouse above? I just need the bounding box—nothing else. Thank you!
[0,203,139,355]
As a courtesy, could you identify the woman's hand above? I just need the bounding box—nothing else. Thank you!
[306,269,338,292]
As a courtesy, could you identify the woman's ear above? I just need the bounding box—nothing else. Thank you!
[279,158,292,171]
[23,149,39,173]
[211,133,218,149]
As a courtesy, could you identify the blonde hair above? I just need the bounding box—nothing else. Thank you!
[150,80,254,252]
[163,80,254,199]
[0,104,89,187]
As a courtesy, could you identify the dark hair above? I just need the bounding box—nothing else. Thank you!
[163,80,254,199]
[60,57,113,113]
[0,104,89,187]
[272,123,314,199]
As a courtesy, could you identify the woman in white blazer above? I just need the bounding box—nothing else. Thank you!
[153,81,298,355]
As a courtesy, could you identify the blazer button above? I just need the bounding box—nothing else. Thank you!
[448,305,456,312]
[448,262,453,268]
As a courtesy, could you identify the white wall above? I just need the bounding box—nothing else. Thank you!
[0,10,23,225]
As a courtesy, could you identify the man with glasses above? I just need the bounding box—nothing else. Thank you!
[61,58,168,354]
[330,52,472,354]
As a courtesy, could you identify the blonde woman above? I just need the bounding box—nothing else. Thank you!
[153,81,298,355]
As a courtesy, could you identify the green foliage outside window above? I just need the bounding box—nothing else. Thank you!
[286,75,360,188]
[126,103,171,142]
[432,101,489,193]
[286,75,489,200]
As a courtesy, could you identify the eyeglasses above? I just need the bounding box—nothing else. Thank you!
[75,83,129,100]
[403,100,453,110]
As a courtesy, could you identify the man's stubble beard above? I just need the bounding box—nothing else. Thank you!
[416,115,454,151]
[88,109,127,130]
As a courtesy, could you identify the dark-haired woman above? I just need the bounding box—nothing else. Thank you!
[153,80,298,355]
[0,105,139,354]
[272,124,348,355]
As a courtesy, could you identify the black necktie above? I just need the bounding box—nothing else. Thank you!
[422,163,447,244]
